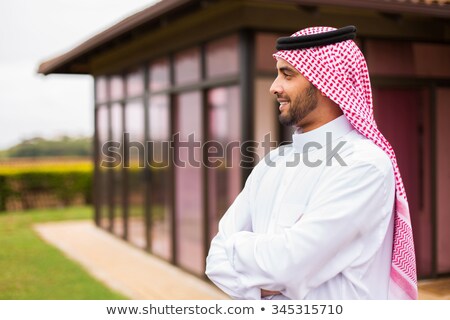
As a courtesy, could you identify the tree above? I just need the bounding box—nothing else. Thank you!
[2,136,93,158]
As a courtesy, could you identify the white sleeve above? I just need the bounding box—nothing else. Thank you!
[225,161,392,299]
[205,171,262,299]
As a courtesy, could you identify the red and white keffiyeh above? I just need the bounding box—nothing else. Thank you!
[273,26,418,299]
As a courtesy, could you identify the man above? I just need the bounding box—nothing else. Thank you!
[205,26,417,300]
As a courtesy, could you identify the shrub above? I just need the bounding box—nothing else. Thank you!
[0,162,93,212]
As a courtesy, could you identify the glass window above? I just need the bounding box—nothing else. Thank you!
[96,105,110,229]
[125,100,146,249]
[174,91,204,275]
[414,43,450,78]
[174,47,201,85]
[149,95,171,160]
[95,76,108,103]
[206,35,239,79]
[365,40,414,76]
[126,67,145,98]
[149,58,170,91]
[255,33,283,72]
[110,75,124,101]
[254,78,279,159]
[366,40,450,78]
[436,88,450,274]
[125,100,145,156]
[373,87,432,277]
[148,94,172,260]
[207,86,241,241]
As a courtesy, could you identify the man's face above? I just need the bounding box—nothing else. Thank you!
[270,58,318,127]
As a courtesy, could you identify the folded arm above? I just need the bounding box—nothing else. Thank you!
[205,172,263,299]
[225,162,390,299]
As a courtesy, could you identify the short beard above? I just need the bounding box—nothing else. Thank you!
[279,83,318,127]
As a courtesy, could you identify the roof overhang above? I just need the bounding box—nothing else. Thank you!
[288,0,450,18]
[38,0,197,75]
[38,0,450,75]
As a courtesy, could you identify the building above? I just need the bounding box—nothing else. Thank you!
[39,0,450,279]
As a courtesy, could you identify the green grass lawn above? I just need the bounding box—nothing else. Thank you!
[0,206,126,299]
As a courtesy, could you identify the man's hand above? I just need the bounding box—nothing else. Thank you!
[261,289,281,298]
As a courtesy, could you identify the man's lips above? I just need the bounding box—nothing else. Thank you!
[278,99,289,111]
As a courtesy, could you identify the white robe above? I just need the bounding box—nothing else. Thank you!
[205,115,395,300]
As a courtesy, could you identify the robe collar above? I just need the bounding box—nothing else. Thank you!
[292,115,354,153]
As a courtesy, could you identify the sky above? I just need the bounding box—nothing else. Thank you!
[0,0,159,150]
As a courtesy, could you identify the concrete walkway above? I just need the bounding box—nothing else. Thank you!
[34,220,228,300]
[34,220,449,300]
[418,278,450,300]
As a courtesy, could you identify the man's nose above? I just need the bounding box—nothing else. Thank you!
[269,77,282,95]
